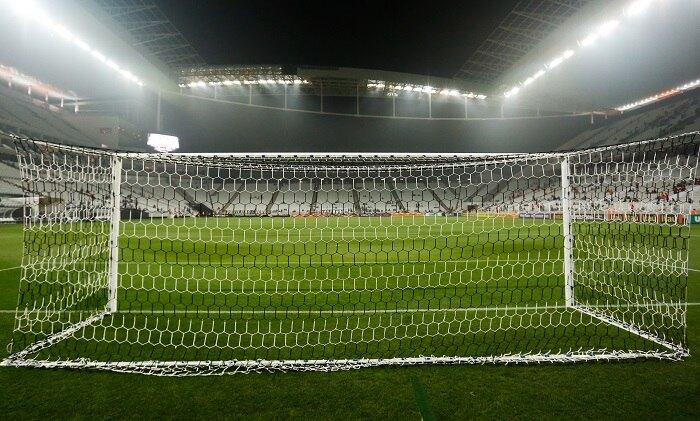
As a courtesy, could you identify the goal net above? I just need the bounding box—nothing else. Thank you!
[2,132,696,375]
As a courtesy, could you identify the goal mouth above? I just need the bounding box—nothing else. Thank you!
[2,131,696,375]
[2,303,688,376]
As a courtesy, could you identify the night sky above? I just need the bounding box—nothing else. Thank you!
[155,0,518,78]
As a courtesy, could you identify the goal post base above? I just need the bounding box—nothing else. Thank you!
[1,350,687,376]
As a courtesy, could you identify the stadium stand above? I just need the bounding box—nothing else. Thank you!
[560,92,700,150]
[0,86,97,146]
[1,84,699,223]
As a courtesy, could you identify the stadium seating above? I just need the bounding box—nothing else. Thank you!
[0,87,99,146]
[0,86,698,222]
[561,93,700,150]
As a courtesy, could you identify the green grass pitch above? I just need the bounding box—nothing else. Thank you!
[0,220,698,418]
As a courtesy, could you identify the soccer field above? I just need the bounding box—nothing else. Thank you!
[0,220,698,418]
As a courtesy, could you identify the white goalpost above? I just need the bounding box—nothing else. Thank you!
[1,131,696,375]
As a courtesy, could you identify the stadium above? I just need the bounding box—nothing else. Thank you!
[0,0,698,418]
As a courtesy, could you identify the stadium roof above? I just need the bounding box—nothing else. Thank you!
[455,0,591,86]
[175,65,491,99]
[91,0,205,68]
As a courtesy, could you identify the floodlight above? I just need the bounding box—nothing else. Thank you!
[548,50,573,69]
[615,77,700,111]
[53,25,75,42]
[73,38,91,52]
[105,60,120,71]
[597,20,620,37]
[4,0,50,22]
[580,33,599,47]
[548,57,564,69]
[1,0,145,86]
[90,50,107,63]
[504,87,520,98]
[625,0,652,16]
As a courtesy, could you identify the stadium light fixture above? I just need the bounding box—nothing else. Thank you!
[579,20,620,47]
[504,86,520,98]
[625,0,653,17]
[502,1,664,98]
[367,79,484,98]
[548,50,575,69]
[579,33,599,47]
[597,20,620,37]
[615,78,700,111]
[0,62,77,101]
[3,0,49,21]
[0,0,146,86]
[180,76,307,87]
[74,38,91,52]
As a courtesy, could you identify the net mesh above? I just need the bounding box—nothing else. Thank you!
[2,132,696,375]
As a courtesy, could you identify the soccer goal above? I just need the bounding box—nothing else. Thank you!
[2,132,696,375]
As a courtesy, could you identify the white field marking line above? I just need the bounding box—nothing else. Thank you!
[0,265,21,272]
[24,258,565,265]
[118,234,557,242]
[1,303,699,315]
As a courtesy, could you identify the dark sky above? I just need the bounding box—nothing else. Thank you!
[155,0,518,78]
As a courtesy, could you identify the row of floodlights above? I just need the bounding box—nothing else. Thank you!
[0,63,75,101]
[615,79,700,112]
[367,80,487,99]
[179,78,310,88]
[504,0,656,98]
[1,0,145,87]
